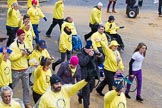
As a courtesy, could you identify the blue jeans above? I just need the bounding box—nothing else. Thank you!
[32,24,39,43]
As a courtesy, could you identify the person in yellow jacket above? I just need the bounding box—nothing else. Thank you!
[91,25,108,53]
[6,2,21,47]
[52,25,72,71]
[32,58,52,103]
[104,80,127,108]
[61,17,82,51]
[38,74,92,108]
[104,15,125,51]
[28,40,51,86]
[96,40,124,96]
[7,0,17,8]
[27,0,39,9]
[46,0,64,37]
[0,86,21,108]
[84,2,103,41]
[20,14,35,41]
[27,0,47,43]
[0,47,12,88]
[9,29,32,108]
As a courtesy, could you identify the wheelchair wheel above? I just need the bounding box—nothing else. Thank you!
[127,9,137,18]
[124,75,137,92]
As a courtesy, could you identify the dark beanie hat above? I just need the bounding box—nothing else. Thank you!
[50,74,61,85]
[85,40,92,49]
[17,29,25,36]
[113,80,123,91]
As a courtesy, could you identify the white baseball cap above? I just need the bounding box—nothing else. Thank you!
[97,2,103,7]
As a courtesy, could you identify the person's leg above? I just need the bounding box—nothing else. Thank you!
[52,52,66,71]
[82,84,90,108]
[21,71,30,105]
[125,75,135,95]
[66,50,72,61]
[107,1,112,13]
[106,70,115,91]
[158,3,162,16]
[84,24,98,41]
[12,70,22,89]
[32,91,42,104]
[112,0,117,13]
[32,24,39,44]
[58,19,64,30]
[46,18,58,36]
[136,69,142,97]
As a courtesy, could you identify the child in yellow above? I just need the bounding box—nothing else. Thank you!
[104,80,127,108]
[32,58,52,103]
[0,47,12,88]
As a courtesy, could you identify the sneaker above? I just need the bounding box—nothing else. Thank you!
[125,94,131,99]
[46,34,51,38]
[136,96,143,102]
[78,96,82,104]
[96,89,104,96]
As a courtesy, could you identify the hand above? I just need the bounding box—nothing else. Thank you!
[120,26,124,29]
[43,17,47,21]
[88,50,94,57]
[2,47,7,54]
[130,75,134,77]
[22,50,27,56]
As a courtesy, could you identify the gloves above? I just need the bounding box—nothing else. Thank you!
[120,26,124,29]
[43,17,47,21]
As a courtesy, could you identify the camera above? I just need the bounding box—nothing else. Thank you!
[94,52,101,56]
[25,49,31,54]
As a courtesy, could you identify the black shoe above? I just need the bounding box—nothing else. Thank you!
[38,30,41,33]
[125,94,131,99]
[46,33,51,38]
[96,89,104,96]
[78,96,82,104]
[136,96,143,102]
[29,81,33,86]
[52,63,56,71]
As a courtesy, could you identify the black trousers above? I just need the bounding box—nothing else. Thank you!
[158,3,162,15]
[84,23,99,41]
[6,26,19,46]
[33,91,42,104]
[96,69,115,92]
[46,18,63,35]
[79,78,95,108]
[109,33,124,49]
[52,51,72,69]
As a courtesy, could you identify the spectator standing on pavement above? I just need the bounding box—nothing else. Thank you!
[52,25,72,71]
[46,0,64,38]
[32,57,52,103]
[0,47,12,88]
[107,0,117,13]
[6,2,21,47]
[57,55,81,84]
[27,0,47,43]
[96,40,124,96]
[125,42,147,102]
[38,74,90,108]
[84,2,103,41]
[9,29,32,108]
[0,86,21,108]
[77,40,104,108]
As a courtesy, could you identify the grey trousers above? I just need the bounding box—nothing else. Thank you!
[12,70,30,104]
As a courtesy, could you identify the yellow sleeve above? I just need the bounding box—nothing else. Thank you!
[65,80,87,96]
[59,33,67,50]
[104,90,117,108]
[92,10,100,24]
[38,8,45,18]
[104,22,111,33]
[0,54,4,65]
[118,52,124,71]
[34,65,42,79]
[9,47,22,61]
[91,34,98,52]
[100,41,111,56]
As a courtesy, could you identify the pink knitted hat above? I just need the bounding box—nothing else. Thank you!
[70,56,79,66]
